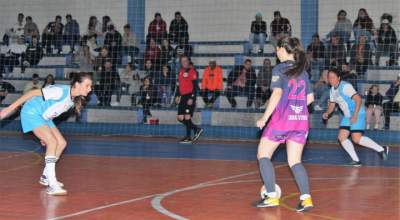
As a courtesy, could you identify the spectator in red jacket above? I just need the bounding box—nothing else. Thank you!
[147,13,167,44]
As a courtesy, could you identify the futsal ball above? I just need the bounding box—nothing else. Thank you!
[260,184,282,199]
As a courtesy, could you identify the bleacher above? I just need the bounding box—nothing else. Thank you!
[1,40,399,131]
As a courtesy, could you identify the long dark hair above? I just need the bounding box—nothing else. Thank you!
[277,37,308,78]
[69,72,93,115]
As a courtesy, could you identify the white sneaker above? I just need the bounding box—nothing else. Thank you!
[314,105,322,111]
[110,102,120,107]
[46,185,67,196]
[39,175,64,188]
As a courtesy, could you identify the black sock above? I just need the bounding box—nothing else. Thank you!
[181,120,191,138]
[186,119,198,132]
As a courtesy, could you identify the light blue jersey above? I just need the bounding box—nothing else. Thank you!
[330,81,366,131]
[21,84,74,133]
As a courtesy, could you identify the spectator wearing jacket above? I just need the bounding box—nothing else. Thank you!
[201,60,223,107]
[169,11,189,44]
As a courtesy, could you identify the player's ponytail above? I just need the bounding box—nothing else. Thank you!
[277,37,309,78]
[69,72,93,115]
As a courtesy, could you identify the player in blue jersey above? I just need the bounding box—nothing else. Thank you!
[0,72,93,195]
[323,69,389,167]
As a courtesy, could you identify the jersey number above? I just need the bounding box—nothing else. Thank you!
[288,79,306,100]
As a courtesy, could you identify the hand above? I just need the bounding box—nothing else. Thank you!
[0,106,13,120]
[187,98,193,106]
[256,117,268,129]
[322,112,329,120]
[175,96,181,104]
[350,114,358,124]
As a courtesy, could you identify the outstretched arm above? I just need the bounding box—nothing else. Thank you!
[0,89,42,119]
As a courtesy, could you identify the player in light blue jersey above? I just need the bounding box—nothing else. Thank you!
[323,69,389,167]
[0,72,93,195]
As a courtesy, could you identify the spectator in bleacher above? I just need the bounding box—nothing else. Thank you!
[104,23,122,65]
[5,36,27,74]
[200,60,223,108]
[0,75,16,104]
[64,14,80,53]
[87,34,100,60]
[147,13,167,44]
[102,16,112,34]
[383,75,400,130]
[4,13,25,45]
[175,38,193,59]
[375,19,398,66]
[23,73,41,94]
[140,76,157,123]
[24,16,40,43]
[122,24,139,63]
[144,38,161,67]
[226,59,257,108]
[42,15,64,54]
[350,35,372,76]
[78,45,94,72]
[94,47,110,72]
[143,59,157,81]
[324,33,346,70]
[326,10,352,50]
[154,64,176,107]
[255,58,272,108]
[120,63,141,106]
[98,58,119,107]
[307,33,325,80]
[87,16,102,37]
[42,74,55,88]
[270,11,291,46]
[313,70,330,111]
[169,11,189,45]
[248,12,267,55]
[365,85,383,130]
[353,8,376,44]
[25,36,43,68]
[341,63,358,91]
[160,38,175,68]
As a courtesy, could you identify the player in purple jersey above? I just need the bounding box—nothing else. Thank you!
[255,37,314,212]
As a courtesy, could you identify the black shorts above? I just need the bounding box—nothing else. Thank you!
[178,94,196,116]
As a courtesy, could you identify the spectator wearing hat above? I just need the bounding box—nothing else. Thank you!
[147,13,167,44]
[169,11,189,44]
[200,60,223,107]
[375,19,398,66]
[248,12,267,55]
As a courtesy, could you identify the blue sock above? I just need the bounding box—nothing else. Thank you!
[258,157,276,194]
[291,163,310,199]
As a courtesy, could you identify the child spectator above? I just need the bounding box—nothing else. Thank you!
[365,85,383,130]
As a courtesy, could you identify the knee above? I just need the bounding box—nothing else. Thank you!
[57,139,67,150]
[44,136,58,149]
[288,158,301,168]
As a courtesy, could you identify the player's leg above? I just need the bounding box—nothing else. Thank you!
[338,117,362,166]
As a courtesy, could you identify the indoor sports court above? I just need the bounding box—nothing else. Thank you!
[0,0,399,219]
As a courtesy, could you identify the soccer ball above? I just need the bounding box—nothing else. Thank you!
[260,184,282,199]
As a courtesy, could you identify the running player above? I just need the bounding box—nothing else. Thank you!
[175,55,203,144]
[0,72,93,195]
[323,68,389,166]
[256,37,314,212]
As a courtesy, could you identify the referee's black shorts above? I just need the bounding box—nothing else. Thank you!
[178,94,196,116]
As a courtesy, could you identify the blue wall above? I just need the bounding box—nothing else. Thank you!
[127,0,146,43]
[301,0,319,47]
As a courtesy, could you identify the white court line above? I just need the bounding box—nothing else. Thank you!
[49,170,260,220]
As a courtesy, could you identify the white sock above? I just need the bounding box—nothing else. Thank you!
[359,136,384,152]
[300,194,311,200]
[341,139,360,162]
[45,156,58,187]
[266,192,277,198]
[42,157,58,176]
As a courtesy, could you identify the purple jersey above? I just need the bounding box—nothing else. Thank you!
[262,61,312,144]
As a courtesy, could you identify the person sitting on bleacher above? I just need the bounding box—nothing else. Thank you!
[350,34,372,76]
[0,74,16,104]
[3,36,27,74]
[255,58,272,108]
[94,47,110,72]
[3,13,25,45]
[87,16,103,38]
[324,33,346,70]
[23,73,41,94]
[200,59,223,108]
[175,38,193,61]
[142,59,157,81]
[375,19,398,66]
[77,45,93,72]
[365,85,384,130]
[64,14,80,54]
[104,23,122,65]
[270,11,291,46]
[139,76,157,123]
[25,36,43,68]
[341,63,358,91]
[98,58,119,107]
[120,63,141,107]
[42,15,64,54]
[122,24,139,63]
[86,34,100,60]
[160,39,175,68]
[326,10,352,51]
[307,33,325,80]
[153,64,176,107]
[147,13,167,44]
[353,8,376,45]
[24,16,40,43]
[248,12,267,55]
[383,74,400,130]
[169,11,189,45]
[226,59,257,108]
[313,70,330,111]
[144,38,161,68]
[42,74,55,88]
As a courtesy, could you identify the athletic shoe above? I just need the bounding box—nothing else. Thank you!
[39,175,64,188]
[179,137,192,144]
[296,197,314,212]
[256,196,280,208]
[46,185,67,196]
[347,160,362,167]
[192,128,204,142]
[379,146,389,161]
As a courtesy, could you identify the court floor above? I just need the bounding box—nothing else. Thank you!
[0,134,399,220]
